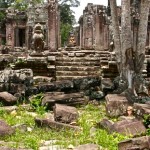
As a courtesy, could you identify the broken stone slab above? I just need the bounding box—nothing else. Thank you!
[0,106,18,112]
[0,119,15,137]
[0,92,17,106]
[44,92,65,96]
[0,147,14,150]
[0,141,32,150]
[12,124,29,133]
[39,145,66,150]
[118,136,150,150]
[134,103,150,119]
[37,80,74,93]
[33,76,53,84]
[111,118,146,136]
[47,56,56,61]
[27,56,47,63]
[105,94,129,117]
[68,53,75,57]
[75,53,85,57]
[35,118,81,131]
[97,118,114,132]
[73,143,101,150]
[41,92,87,108]
[53,104,79,123]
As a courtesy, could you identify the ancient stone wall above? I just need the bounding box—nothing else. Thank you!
[79,3,109,50]
[2,0,60,51]
[5,8,27,49]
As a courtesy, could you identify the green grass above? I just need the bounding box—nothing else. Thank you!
[0,103,129,150]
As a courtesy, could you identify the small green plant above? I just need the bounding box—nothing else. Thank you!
[143,114,150,128]
[30,93,47,115]
[143,114,150,135]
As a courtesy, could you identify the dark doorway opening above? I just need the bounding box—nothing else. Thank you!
[15,28,26,47]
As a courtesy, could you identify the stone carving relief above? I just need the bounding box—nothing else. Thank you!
[48,0,57,12]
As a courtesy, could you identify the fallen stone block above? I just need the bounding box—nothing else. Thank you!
[0,119,15,137]
[105,94,129,117]
[0,92,17,106]
[33,76,53,84]
[35,118,80,131]
[53,104,79,123]
[112,118,146,136]
[41,92,87,108]
[118,136,150,150]
[0,106,18,113]
[97,118,114,132]
[134,103,150,119]
[73,143,100,150]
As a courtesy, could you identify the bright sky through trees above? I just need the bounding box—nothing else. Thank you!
[72,0,121,22]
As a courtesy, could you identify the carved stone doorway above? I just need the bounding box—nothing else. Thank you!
[15,28,26,47]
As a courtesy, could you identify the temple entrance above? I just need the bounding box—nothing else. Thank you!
[15,28,26,47]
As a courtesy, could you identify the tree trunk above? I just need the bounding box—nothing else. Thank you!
[121,0,133,89]
[109,0,122,73]
[136,0,150,74]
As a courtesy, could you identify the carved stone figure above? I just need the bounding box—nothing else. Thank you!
[68,31,76,47]
[32,23,44,53]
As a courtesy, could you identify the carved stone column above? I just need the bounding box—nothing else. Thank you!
[48,0,58,51]
[6,23,14,48]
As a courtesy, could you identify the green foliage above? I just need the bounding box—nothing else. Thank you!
[60,23,72,46]
[30,93,47,115]
[58,0,80,7]
[143,114,150,128]
[59,0,79,46]
[0,103,129,150]
[60,4,75,25]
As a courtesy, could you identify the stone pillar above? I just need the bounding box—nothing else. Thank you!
[95,14,101,50]
[48,0,58,51]
[104,25,109,50]
[83,3,95,49]
[6,23,14,48]
[57,9,61,48]
[99,15,104,50]
[78,16,83,48]
[26,26,33,49]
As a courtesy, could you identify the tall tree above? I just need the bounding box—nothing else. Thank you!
[110,0,150,97]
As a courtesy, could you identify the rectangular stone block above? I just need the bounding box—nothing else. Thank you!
[112,119,146,136]
[53,104,79,123]
[134,103,150,119]
[118,136,150,150]
[105,94,129,117]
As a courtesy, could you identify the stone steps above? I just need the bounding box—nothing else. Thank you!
[56,71,99,76]
[56,61,100,66]
[56,66,100,71]
[56,57,100,61]
[56,48,103,80]
[56,76,97,80]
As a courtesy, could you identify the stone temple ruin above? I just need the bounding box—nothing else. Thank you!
[0,0,150,149]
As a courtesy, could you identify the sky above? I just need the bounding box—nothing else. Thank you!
[72,0,121,22]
